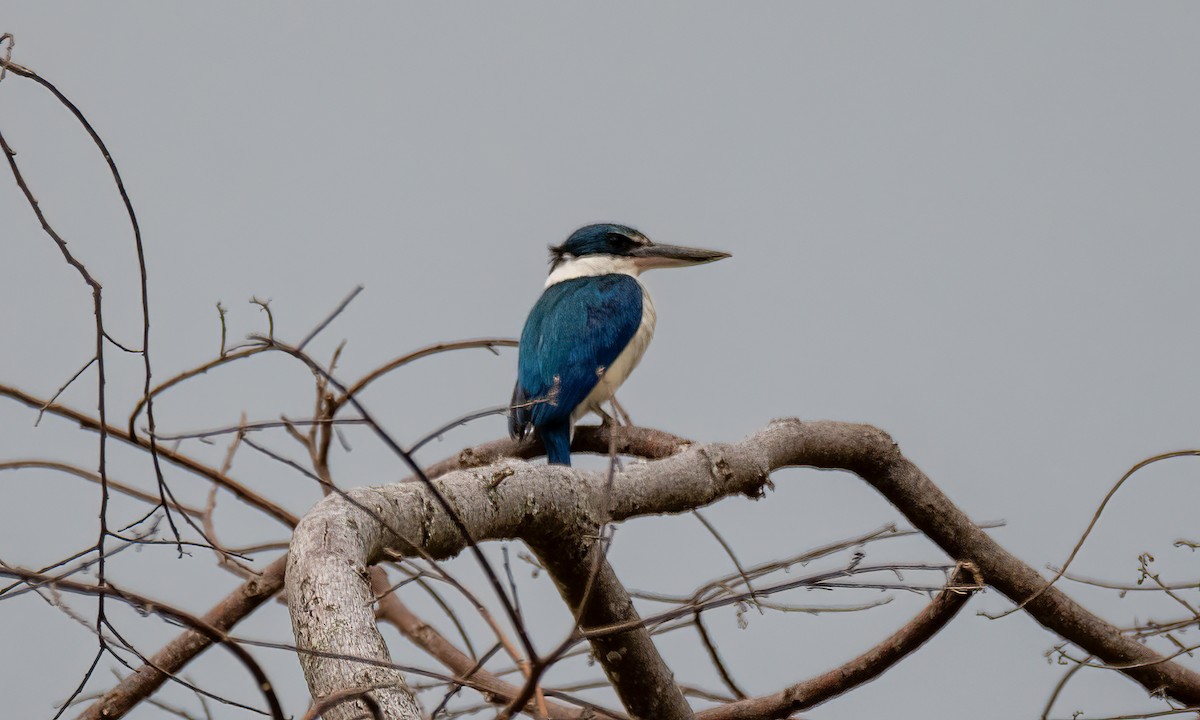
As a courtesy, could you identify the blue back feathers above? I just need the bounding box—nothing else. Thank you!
[509,274,644,463]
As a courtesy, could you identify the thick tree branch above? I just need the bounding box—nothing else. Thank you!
[527,536,693,720]
[279,421,765,718]
[421,424,691,476]
[287,419,1200,719]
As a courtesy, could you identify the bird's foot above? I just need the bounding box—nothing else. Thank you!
[596,408,618,428]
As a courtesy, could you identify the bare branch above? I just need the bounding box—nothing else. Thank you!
[127,345,271,434]
[286,419,1200,719]
[0,461,204,518]
[997,449,1200,618]
[370,569,615,720]
[35,357,96,426]
[419,423,691,478]
[0,385,299,527]
[525,534,694,720]
[695,563,982,719]
[331,338,518,414]
[75,555,288,720]
[2,567,285,720]
[694,612,747,700]
[297,285,363,351]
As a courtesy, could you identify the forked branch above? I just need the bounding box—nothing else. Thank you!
[285,418,1200,719]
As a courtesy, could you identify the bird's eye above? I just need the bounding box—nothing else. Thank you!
[608,233,636,250]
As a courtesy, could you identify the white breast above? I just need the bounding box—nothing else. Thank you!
[574,287,656,420]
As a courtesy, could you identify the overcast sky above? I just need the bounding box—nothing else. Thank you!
[3,4,1200,719]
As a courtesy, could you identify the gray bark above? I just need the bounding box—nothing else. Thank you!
[528,533,693,719]
[287,418,1200,719]
[286,424,770,719]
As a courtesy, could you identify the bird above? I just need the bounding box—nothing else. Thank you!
[508,223,731,465]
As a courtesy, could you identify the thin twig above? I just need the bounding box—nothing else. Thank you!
[35,357,96,426]
[694,611,747,699]
[1,567,285,719]
[297,285,363,351]
[993,449,1200,619]
[693,508,761,612]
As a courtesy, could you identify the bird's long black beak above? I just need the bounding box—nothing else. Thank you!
[629,243,731,271]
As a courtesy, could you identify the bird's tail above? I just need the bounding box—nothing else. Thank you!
[538,421,572,466]
[508,382,530,440]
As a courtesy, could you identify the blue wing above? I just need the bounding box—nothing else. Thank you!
[509,274,643,439]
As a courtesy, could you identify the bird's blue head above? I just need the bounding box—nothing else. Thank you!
[548,223,730,274]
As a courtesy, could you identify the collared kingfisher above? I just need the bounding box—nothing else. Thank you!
[508,223,730,465]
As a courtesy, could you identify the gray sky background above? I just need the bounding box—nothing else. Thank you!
[3,4,1200,718]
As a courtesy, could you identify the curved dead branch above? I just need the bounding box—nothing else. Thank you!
[695,563,982,719]
[287,419,1200,719]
